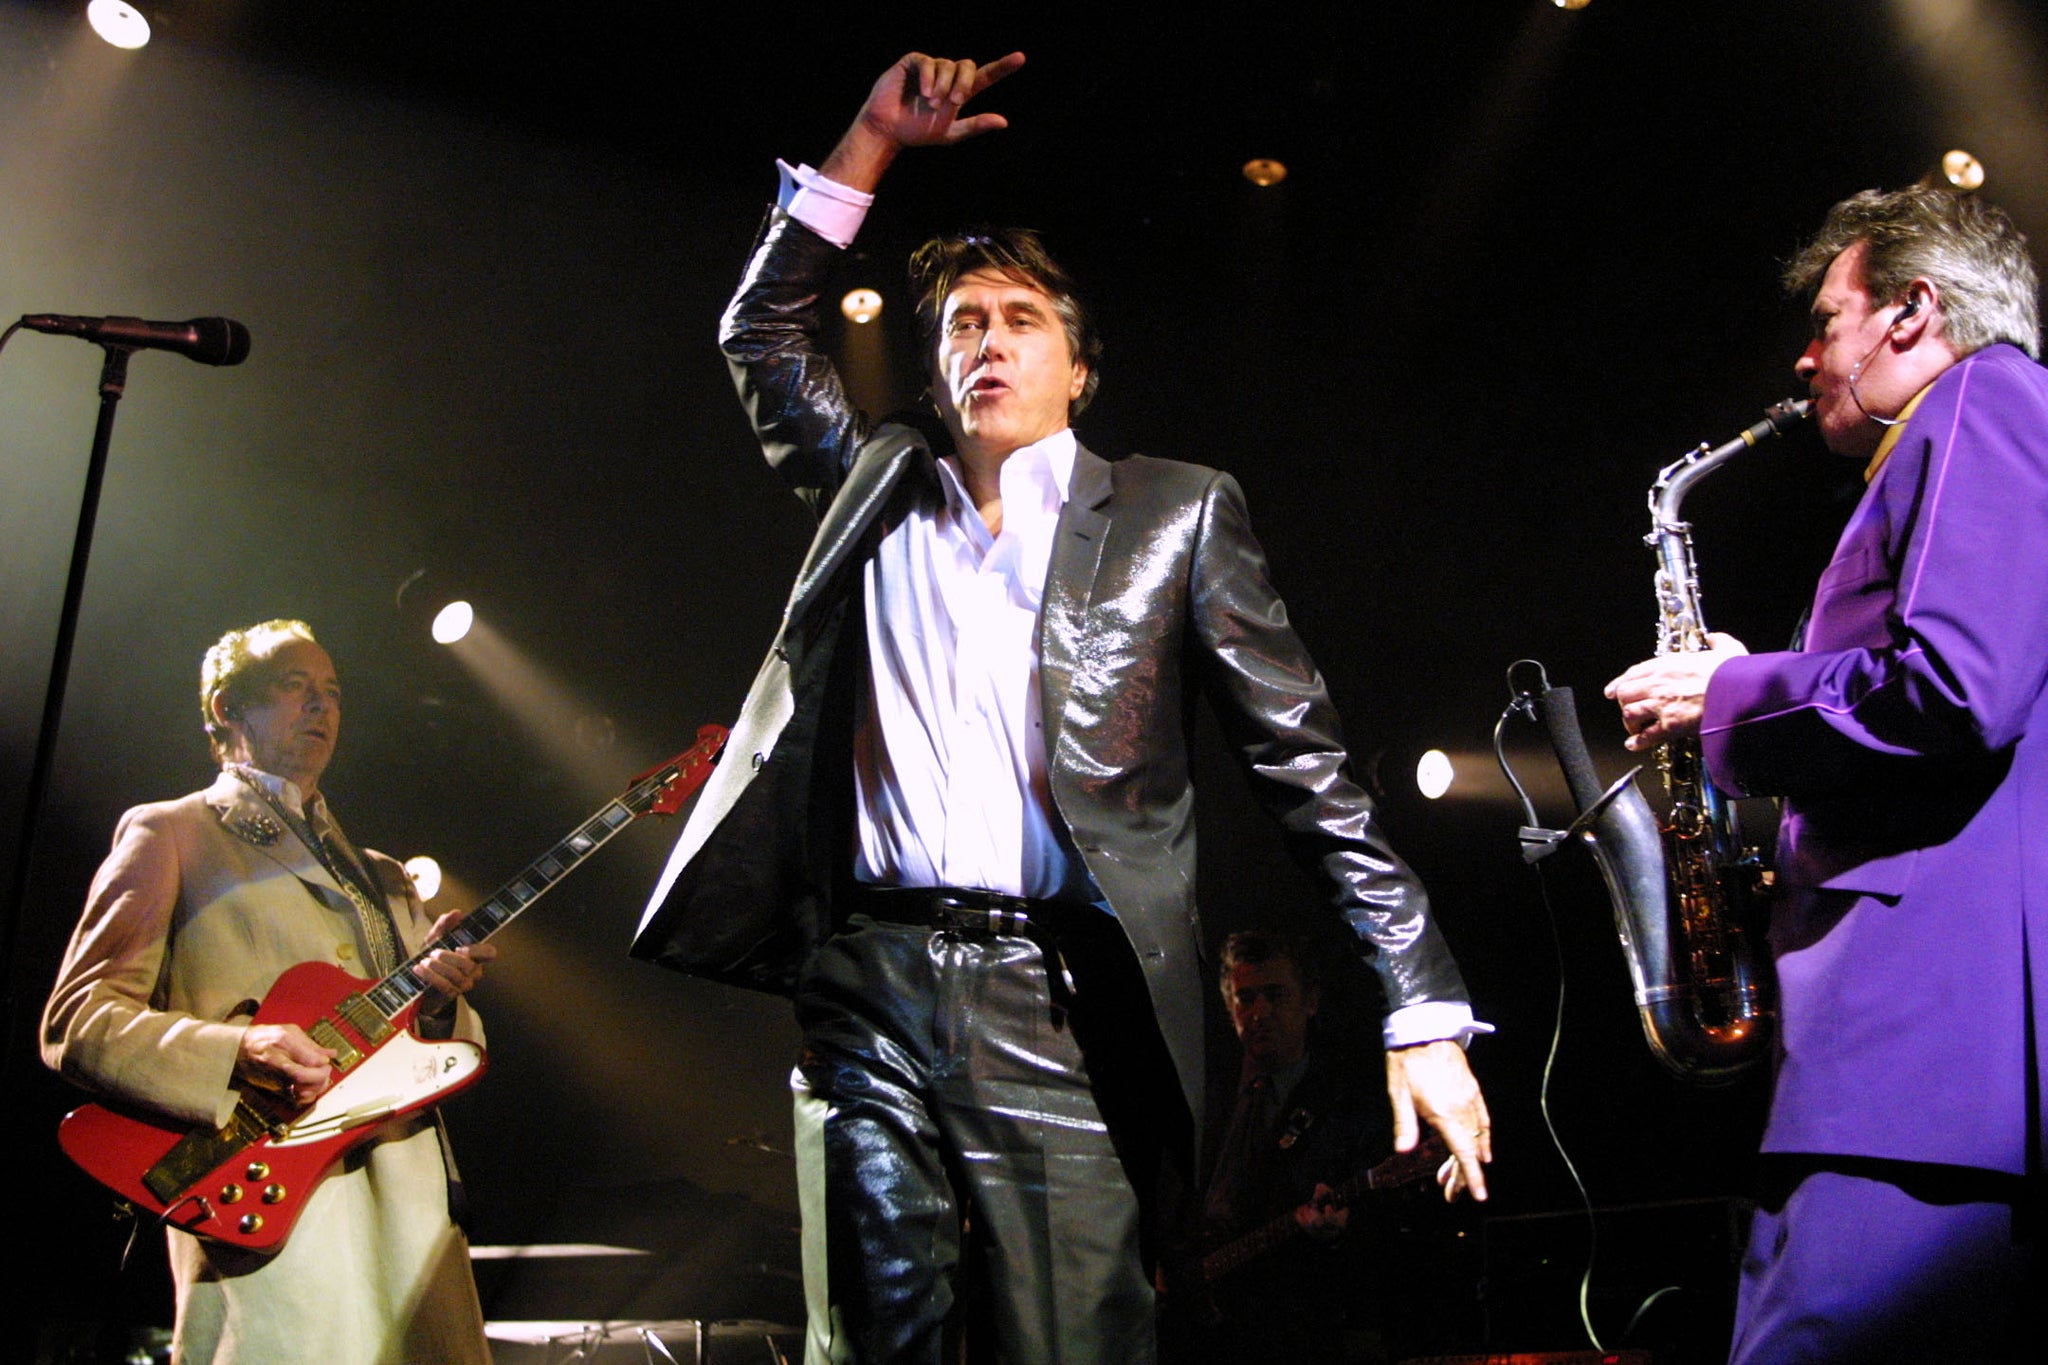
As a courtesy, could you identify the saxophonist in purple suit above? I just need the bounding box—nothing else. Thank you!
[1607,186,2046,1360]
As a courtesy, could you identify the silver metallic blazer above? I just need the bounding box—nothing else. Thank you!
[632,209,1470,1124]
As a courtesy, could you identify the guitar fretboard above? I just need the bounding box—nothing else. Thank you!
[1199,1139,1445,1284]
[360,769,674,1020]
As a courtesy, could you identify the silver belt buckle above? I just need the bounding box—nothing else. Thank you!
[934,891,1030,935]
[988,902,1030,935]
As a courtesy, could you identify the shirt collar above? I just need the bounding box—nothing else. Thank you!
[228,762,319,824]
[1864,377,1939,483]
[936,428,1078,518]
[1244,1053,1311,1098]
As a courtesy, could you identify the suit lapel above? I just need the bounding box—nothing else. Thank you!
[781,422,934,651]
[1039,444,1113,757]
[204,770,346,901]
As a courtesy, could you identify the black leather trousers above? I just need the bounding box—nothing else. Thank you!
[792,915,1158,1365]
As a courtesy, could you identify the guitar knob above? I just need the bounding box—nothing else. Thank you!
[219,1184,244,1204]
[237,1213,264,1236]
[246,1162,270,1181]
[262,1184,287,1205]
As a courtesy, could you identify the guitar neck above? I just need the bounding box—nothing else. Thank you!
[343,728,724,1029]
[361,793,646,1020]
[1199,1141,1442,1285]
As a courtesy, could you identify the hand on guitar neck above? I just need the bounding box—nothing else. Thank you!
[410,909,496,1019]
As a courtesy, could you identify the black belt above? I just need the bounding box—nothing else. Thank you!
[846,884,1068,937]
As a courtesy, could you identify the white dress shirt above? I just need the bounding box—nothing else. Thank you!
[852,430,1076,899]
[775,165,1485,1047]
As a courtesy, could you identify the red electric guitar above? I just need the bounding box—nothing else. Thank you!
[57,724,727,1253]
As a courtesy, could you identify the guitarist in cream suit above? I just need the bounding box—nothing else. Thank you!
[43,620,494,1365]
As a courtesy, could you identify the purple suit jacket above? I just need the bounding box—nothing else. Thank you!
[1701,343,2048,1174]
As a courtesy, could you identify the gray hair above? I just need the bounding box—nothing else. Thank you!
[1784,186,2040,359]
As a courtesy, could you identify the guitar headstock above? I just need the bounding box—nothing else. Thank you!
[626,724,731,818]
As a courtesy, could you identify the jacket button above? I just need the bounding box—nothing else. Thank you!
[752,752,766,770]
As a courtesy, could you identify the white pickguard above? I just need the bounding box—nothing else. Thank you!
[273,1032,483,1147]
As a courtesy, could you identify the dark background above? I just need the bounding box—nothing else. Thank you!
[4,0,2045,1357]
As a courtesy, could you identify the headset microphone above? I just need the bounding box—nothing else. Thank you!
[1851,295,1925,429]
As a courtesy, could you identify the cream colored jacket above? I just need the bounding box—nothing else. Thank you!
[44,769,491,1365]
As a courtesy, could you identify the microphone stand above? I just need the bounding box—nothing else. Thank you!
[3,343,135,998]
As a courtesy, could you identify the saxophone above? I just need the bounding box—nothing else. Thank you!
[1627,398,1809,1080]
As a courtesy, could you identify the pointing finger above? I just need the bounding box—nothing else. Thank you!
[973,51,1027,95]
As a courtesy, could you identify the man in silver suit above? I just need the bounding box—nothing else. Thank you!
[633,51,1492,1364]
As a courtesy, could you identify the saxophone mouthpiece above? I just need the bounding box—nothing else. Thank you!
[1739,398,1815,449]
[1767,397,1813,429]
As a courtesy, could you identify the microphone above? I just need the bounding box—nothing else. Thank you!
[19,314,251,366]
[1848,296,1925,429]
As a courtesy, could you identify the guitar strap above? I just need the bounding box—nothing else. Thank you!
[303,807,404,977]
[233,773,466,1226]
[232,767,404,975]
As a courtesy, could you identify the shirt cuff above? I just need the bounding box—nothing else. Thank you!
[776,160,872,249]
[1383,1001,1494,1050]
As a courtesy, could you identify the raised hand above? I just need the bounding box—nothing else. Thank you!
[822,51,1027,192]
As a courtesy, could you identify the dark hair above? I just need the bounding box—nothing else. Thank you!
[1784,186,2040,359]
[1217,930,1318,1000]
[907,226,1103,414]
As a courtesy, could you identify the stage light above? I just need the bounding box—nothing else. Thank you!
[1888,3,2044,223]
[86,1,151,49]
[1416,749,1455,800]
[431,600,474,644]
[573,713,618,753]
[438,620,655,795]
[1941,148,1986,192]
[841,289,883,325]
[403,855,444,901]
[1554,0,1593,10]
[1241,158,1288,188]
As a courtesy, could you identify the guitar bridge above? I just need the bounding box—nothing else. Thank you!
[307,1017,363,1069]
[142,1103,273,1205]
